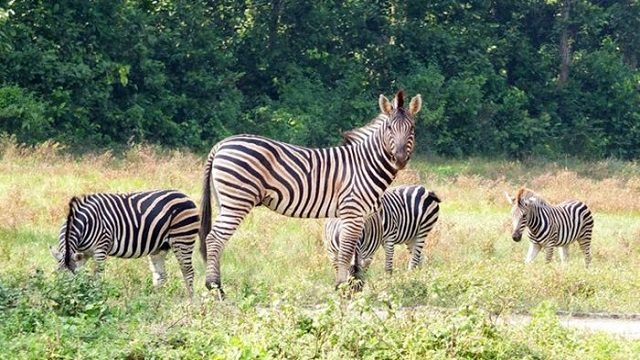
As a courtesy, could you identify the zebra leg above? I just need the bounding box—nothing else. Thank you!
[409,238,425,270]
[361,257,374,272]
[525,243,542,264]
[559,246,569,264]
[205,211,249,298]
[350,245,364,292]
[148,251,169,287]
[578,237,592,268]
[384,241,395,274]
[335,217,364,289]
[544,247,554,263]
[170,237,195,297]
[92,247,109,275]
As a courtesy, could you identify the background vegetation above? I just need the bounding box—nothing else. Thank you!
[1,0,639,158]
[1,140,639,358]
[1,1,639,358]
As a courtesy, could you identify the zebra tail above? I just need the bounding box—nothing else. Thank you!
[63,196,79,268]
[199,148,215,263]
[428,191,442,203]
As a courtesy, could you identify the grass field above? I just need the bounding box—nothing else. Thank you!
[1,139,639,359]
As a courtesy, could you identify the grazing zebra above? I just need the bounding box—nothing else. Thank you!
[324,185,441,275]
[505,187,594,267]
[200,91,422,296]
[50,190,200,295]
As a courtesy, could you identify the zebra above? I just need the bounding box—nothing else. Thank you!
[199,90,422,296]
[505,187,594,267]
[49,189,200,295]
[324,185,441,276]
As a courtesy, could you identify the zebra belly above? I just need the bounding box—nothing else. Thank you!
[262,190,341,219]
[108,230,170,258]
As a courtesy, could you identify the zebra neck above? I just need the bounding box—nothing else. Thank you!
[358,128,398,180]
[526,205,547,240]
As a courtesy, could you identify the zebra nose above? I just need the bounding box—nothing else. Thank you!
[512,232,522,242]
[394,151,409,168]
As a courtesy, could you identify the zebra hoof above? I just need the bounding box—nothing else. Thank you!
[205,279,225,300]
[350,278,364,293]
[216,287,225,301]
[205,285,225,301]
[334,280,349,292]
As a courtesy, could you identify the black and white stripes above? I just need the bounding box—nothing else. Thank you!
[199,91,422,294]
[324,185,440,275]
[50,190,200,295]
[506,187,594,267]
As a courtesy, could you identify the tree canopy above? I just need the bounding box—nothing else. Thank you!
[1,0,639,158]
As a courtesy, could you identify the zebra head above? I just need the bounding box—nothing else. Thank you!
[506,188,539,242]
[50,197,87,272]
[378,90,421,170]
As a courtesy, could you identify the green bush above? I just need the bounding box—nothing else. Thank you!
[0,86,51,144]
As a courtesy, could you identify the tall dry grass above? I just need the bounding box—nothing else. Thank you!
[2,136,639,233]
[0,137,202,230]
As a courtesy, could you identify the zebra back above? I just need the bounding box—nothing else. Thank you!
[341,115,387,145]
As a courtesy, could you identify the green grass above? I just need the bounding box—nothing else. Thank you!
[1,143,639,358]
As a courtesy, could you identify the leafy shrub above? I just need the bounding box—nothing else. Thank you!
[0,86,51,144]
[44,271,119,319]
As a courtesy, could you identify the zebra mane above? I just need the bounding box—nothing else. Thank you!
[394,90,404,108]
[516,187,549,206]
[63,196,80,268]
[341,114,388,145]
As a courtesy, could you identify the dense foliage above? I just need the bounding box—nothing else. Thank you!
[1,1,639,158]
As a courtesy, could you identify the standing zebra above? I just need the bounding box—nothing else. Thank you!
[324,185,441,275]
[505,187,594,267]
[200,91,422,296]
[50,190,200,295]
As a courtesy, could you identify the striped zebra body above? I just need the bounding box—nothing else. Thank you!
[200,91,422,294]
[324,185,440,274]
[507,188,594,267]
[50,190,200,295]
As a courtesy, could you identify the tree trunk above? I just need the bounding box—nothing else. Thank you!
[558,0,573,86]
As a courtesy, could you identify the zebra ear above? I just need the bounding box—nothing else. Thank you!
[379,94,393,115]
[409,94,422,116]
[504,191,515,205]
[50,246,63,261]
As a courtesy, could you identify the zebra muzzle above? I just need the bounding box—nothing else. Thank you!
[512,232,522,242]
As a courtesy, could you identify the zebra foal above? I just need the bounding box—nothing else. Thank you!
[50,190,200,295]
[200,91,422,296]
[505,187,594,267]
[324,185,441,275]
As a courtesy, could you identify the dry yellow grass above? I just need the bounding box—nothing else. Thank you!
[2,137,639,233]
[0,139,203,230]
